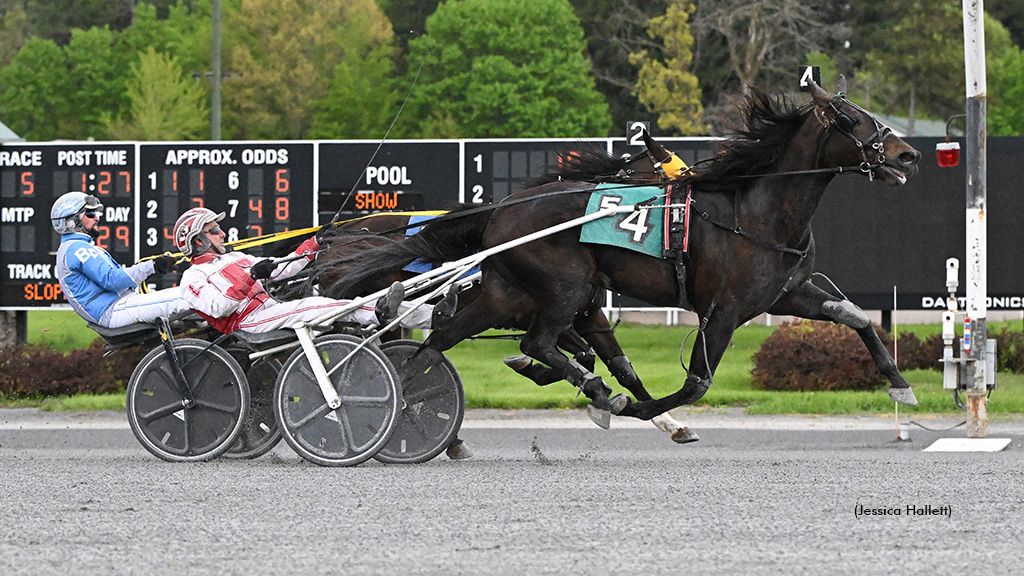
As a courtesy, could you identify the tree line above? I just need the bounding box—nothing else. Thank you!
[1,0,1022,142]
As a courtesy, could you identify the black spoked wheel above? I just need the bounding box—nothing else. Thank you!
[375,340,465,464]
[223,349,283,460]
[274,334,400,467]
[126,339,249,462]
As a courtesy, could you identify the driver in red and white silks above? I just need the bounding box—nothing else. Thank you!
[174,208,431,334]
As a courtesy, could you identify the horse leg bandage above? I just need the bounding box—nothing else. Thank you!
[822,300,871,329]
[565,360,611,398]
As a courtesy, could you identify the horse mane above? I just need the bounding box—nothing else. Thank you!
[686,87,812,191]
[528,143,632,186]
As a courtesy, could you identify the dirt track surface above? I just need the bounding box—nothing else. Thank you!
[2,408,1023,575]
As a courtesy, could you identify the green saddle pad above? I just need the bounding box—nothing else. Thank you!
[579,184,665,258]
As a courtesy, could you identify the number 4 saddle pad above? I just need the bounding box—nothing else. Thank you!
[579,183,674,258]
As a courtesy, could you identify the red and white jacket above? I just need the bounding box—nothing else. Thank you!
[180,240,316,335]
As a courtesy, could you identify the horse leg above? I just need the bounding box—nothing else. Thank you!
[517,310,617,430]
[574,310,699,443]
[768,281,918,405]
[503,329,596,386]
[617,316,736,421]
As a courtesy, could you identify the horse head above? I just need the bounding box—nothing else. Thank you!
[808,76,921,186]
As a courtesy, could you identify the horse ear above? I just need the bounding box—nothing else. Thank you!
[835,75,847,96]
[808,78,831,107]
[643,129,670,161]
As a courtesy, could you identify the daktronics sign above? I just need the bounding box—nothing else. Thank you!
[2,137,1022,310]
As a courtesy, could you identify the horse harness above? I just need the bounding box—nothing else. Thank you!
[669,96,893,330]
[662,186,810,331]
[815,94,895,182]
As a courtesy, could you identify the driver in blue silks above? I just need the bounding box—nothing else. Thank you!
[52,191,187,328]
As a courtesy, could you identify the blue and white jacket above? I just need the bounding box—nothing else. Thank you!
[55,233,155,324]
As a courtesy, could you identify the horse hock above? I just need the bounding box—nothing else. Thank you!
[680,373,712,405]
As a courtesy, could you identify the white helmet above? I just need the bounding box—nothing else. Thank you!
[174,207,225,257]
[51,192,103,234]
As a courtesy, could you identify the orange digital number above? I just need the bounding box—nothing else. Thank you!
[191,197,204,208]
[19,172,34,196]
[95,225,110,249]
[115,225,130,248]
[119,171,131,193]
[275,169,290,193]
[275,197,289,221]
[163,227,175,240]
[249,198,263,219]
[248,225,263,237]
[98,171,112,195]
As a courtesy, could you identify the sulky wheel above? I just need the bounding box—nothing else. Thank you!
[274,334,400,467]
[126,338,249,462]
[375,340,465,464]
[223,350,283,460]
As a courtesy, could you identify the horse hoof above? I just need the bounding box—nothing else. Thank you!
[671,427,700,444]
[446,439,473,460]
[503,355,532,373]
[586,405,611,429]
[888,387,918,406]
[609,393,630,415]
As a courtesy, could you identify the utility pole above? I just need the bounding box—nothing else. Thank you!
[962,0,987,438]
[211,0,222,140]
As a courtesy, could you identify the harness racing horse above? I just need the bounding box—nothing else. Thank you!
[309,136,701,442]
[327,77,922,427]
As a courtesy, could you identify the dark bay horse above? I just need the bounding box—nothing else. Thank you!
[329,77,921,426]
[309,137,700,441]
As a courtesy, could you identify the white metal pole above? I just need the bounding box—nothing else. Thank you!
[962,0,988,438]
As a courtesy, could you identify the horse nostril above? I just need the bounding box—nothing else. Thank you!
[900,150,920,165]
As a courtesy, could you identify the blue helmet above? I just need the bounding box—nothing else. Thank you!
[51,192,103,234]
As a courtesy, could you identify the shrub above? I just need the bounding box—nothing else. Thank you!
[894,332,948,371]
[751,320,891,392]
[994,328,1024,374]
[893,327,1024,375]
[0,340,145,399]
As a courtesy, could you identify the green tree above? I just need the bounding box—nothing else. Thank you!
[0,37,71,139]
[858,3,1017,134]
[63,26,133,136]
[103,47,208,140]
[224,0,392,139]
[629,0,706,135]
[374,0,439,73]
[989,45,1024,135]
[569,0,669,137]
[860,1,963,134]
[307,1,399,138]
[400,0,610,138]
[24,0,136,44]
[0,2,30,67]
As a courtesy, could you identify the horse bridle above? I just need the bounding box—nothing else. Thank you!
[816,94,894,181]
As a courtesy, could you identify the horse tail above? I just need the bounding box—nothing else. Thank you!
[325,205,493,299]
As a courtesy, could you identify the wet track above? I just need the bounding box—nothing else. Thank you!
[2,408,1023,575]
